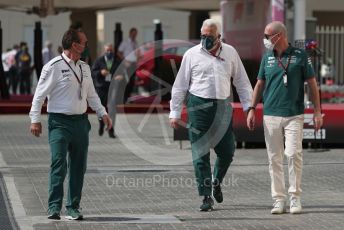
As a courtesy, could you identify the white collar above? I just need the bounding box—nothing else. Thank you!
[62,52,81,65]
[128,38,136,43]
[200,43,223,57]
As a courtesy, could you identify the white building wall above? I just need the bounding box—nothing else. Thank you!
[306,0,344,17]
[0,9,70,56]
[98,7,190,55]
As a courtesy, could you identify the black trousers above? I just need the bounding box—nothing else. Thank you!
[124,62,137,103]
[19,69,31,94]
[95,86,114,134]
[9,67,19,94]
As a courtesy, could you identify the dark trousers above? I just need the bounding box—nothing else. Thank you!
[0,71,9,99]
[95,86,114,134]
[4,71,10,89]
[124,62,137,103]
[4,67,19,94]
[47,113,90,211]
[187,94,235,196]
[19,69,31,94]
[9,67,19,94]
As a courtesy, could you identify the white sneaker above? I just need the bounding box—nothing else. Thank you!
[290,197,302,214]
[271,201,286,214]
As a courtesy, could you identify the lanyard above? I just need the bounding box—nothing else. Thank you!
[202,46,224,61]
[105,57,113,71]
[277,54,291,73]
[61,55,83,100]
[277,53,292,87]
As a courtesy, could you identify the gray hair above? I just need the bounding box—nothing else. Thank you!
[104,43,113,49]
[45,40,52,47]
[200,19,221,35]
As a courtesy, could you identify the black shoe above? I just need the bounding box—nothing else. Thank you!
[109,132,117,138]
[47,208,61,220]
[98,128,104,136]
[99,121,105,136]
[199,196,214,211]
[213,183,223,203]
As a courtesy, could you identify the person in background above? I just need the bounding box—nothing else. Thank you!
[2,48,12,94]
[320,57,335,85]
[80,45,91,65]
[16,43,32,95]
[57,46,63,55]
[247,21,323,215]
[91,43,124,138]
[70,21,92,65]
[9,44,20,94]
[42,40,55,65]
[117,27,141,103]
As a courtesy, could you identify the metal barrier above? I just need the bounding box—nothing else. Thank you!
[316,25,344,84]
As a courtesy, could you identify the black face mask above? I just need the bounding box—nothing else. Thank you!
[201,35,216,50]
[105,51,114,59]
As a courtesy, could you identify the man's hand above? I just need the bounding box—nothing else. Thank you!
[307,78,322,132]
[313,112,323,131]
[114,75,124,81]
[101,69,109,76]
[30,122,42,137]
[246,110,255,131]
[169,118,181,129]
[102,114,113,131]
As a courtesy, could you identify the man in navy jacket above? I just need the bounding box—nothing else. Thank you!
[92,43,124,138]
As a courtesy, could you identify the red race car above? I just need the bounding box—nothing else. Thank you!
[135,39,197,87]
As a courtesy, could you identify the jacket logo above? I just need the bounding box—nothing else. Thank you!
[61,69,70,73]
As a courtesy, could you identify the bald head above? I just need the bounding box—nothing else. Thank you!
[265,21,287,37]
[264,21,289,53]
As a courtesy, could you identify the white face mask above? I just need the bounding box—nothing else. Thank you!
[263,38,274,50]
[263,32,280,50]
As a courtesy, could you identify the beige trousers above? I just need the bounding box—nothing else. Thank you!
[263,114,304,202]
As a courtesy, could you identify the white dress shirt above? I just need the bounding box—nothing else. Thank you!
[118,38,138,62]
[1,52,10,72]
[2,49,16,72]
[169,43,253,119]
[42,47,55,65]
[29,52,107,123]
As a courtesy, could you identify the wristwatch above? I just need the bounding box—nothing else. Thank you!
[247,106,256,113]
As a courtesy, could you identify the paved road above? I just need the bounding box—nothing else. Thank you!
[0,114,343,230]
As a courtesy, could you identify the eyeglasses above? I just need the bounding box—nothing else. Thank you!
[200,35,215,40]
[76,41,88,48]
[264,33,279,40]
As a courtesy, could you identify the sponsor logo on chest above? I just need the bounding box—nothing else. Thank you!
[290,55,298,64]
[266,56,275,67]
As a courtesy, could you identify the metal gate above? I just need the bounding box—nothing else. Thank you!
[316,25,344,85]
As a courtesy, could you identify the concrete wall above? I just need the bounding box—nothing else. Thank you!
[306,0,344,17]
[0,9,70,56]
[306,0,344,27]
[285,0,344,41]
[98,7,190,56]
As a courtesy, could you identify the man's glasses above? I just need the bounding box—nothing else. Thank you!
[200,35,215,40]
[76,41,88,48]
[264,33,279,40]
